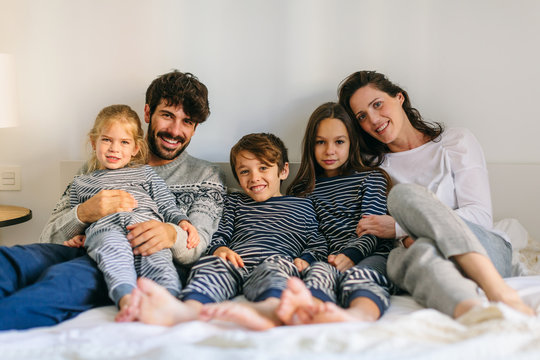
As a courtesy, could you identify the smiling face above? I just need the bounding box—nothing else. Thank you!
[145,100,197,166]
[349,84,408,150]
[94,120,140,170]
[314,117,350,178]
[234,150,289,202]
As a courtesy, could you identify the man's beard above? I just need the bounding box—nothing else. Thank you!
[147,127,189,161]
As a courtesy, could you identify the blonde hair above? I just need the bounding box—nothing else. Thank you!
[87,105,148,172]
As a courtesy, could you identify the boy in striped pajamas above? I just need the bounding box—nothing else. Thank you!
[118,133,328,329]
[68,104,199,312]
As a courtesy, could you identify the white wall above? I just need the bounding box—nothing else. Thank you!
[1,0,539,245]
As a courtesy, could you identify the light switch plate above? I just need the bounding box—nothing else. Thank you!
[0,166,21,190]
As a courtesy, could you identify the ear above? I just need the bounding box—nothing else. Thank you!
[396,92,405,105]
[279,162,290,181]
[144,104,151,124]
[132,144,140,157]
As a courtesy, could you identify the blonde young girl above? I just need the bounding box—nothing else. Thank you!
[65,104,198,313]
[277,102,394,324]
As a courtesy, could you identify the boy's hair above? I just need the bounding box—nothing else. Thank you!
[87,104,149,172]
[145,70,210,124]
[229,133,289,183]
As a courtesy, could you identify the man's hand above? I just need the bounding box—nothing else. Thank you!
[356,214,396,239]
[293,258,309,272]
[328,253,354,272]
[127,220,176,256]
[179,220,200,249]
[63,234,86,248]
[213,246,244,267]
[77,189,137,223]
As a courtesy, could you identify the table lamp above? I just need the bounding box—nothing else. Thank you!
[0,53,31,227]
[0,53,18,128]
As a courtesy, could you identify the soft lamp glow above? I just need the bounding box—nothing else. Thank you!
[0,54,18,128]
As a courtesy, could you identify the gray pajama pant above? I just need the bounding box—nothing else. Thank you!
[386,183,512,316]
[181,254,300,304]
[303,255,393,315]
[86,229,181,305]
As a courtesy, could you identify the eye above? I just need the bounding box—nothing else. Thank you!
[239,169,249,175]
[315,140,325,145]
[259,166,268,172]
[336,140,345,145]
[101,137,111,142]
[356,113,366,122]
[184,118,195,126]
[373,101,382,109]
[122,140,131,145]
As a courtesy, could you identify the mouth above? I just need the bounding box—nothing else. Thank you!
[158,133,184,149]
[375,121,389,133]
[250,184,266,193]
[323,160,337,165]
[106,156,120,161]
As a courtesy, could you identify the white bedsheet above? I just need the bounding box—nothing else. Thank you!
[1,276,539,360]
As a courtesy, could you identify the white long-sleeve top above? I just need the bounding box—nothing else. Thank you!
[380,127,503,240]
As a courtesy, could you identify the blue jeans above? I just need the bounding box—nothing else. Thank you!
[0,243,111,330]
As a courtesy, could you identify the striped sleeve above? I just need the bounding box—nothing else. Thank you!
[342,171,388,263]
[144,166,189,225]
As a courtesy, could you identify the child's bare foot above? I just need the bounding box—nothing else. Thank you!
[201,299,281,331]
[309,301,379,324]
[276,277,317,325]
[132,278,202,326]
[115,293,141,322]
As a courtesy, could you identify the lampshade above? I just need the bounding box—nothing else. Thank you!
[0,53,18,128]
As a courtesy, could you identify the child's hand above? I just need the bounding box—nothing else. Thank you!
[179,220,200,249]
[63,234,86,248]
[402,236,415,248]
[213,246,244,267]
[293,258,309,272]
[328,253,354,272]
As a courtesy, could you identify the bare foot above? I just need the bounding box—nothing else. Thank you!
[454,299,483,319]
[132,278,202,326]
[486,285,536,316]
[276,277,317,325]
[201,300,280,331]
[116,293,141,322]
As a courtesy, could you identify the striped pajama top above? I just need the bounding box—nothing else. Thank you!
[207,192,328,268]
[310,170,392,264]
[70,165,188,237]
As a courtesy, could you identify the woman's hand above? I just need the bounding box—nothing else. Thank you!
[213,247,245,267]
[179,220,200,249]
[63,234,86,248]
[328,254,354,272]
[356,214,396,238]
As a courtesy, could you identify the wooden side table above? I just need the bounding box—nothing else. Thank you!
[0,205,32,227]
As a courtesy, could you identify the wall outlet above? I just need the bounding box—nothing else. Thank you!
[0,166,21,191]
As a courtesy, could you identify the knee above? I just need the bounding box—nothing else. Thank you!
[387,183,424,215]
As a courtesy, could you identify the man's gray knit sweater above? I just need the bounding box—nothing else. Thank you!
[39,152,226,265]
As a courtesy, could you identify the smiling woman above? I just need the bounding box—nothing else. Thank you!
[338,70,535,319]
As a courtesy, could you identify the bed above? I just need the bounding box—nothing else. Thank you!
[0,162,539,360]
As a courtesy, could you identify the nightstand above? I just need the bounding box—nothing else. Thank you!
[0,205,32,227]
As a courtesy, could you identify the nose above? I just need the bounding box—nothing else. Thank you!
[248,170,261,183]
[167,119,185,138]
[325,143,335,155]
[109,141,120,152]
